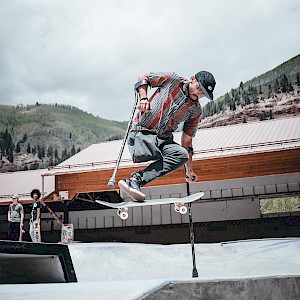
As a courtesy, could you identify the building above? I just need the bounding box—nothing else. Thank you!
[1,116,300,242]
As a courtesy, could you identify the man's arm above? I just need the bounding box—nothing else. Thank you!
[181,131,198,183]
[8,205,11,222]
[136,73,151,112]
[20,205,24,227]
[37,207,41,222]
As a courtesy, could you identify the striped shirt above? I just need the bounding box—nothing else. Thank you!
[132,72,202,139]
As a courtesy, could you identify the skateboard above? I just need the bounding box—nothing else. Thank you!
[96,192,204,220]
[33,221,41,242]
[61,224,74,244]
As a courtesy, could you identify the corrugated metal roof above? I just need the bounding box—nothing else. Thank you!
[44,116,300,176]
[0,169,54,203]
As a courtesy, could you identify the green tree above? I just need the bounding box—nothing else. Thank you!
[47,146,53,158]
[15,142,21,153]
[32,146,37,155]
[268,84,272,98]
[224,93,231,107]
[71,145,76,156]
[274,79,280,93]
[27,143,31,153]
[21,133,27,143]
[281,75,288,93]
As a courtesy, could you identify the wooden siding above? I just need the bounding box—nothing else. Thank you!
[56,148,300,200]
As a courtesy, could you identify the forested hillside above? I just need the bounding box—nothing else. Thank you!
[200,55,300,128]
[0,103,126,172]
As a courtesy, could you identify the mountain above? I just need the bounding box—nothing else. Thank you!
[200,54,300,128]
[0,103,126,172]
[1,55,299,172]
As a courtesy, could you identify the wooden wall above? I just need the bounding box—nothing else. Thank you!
[56,148,300,200]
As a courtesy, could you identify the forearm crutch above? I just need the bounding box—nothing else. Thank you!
[108,92,139,188]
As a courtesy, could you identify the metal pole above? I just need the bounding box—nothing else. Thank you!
[108,92,139,188]
[185,173,199,278]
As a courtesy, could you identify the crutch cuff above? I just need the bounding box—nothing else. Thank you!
[134,79,150,91]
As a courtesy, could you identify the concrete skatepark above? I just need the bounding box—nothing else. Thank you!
[0,238,299,299]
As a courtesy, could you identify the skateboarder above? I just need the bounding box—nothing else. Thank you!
[7,194,24,241]
[29,189,42,242]
[119,71,216,201]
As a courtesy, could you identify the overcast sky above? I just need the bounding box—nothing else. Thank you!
[0,0,299,121]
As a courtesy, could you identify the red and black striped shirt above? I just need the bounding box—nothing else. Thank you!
[132,72,202,138]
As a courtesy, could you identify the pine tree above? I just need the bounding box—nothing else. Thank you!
[37,145,42,159]
[224,93,231,107]
[274,79,280,93]
[22,133,27,143]
[281,75,288,93]
[54,148,58,158]
[297,73,300,86]
[47,146,53,158]
[15,142,21,153]
[27,143,31,153]
[32,146,37,155]
[268,84,272,98]
[71,145,76,156]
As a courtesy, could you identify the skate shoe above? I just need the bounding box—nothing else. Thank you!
[118,178,146,202]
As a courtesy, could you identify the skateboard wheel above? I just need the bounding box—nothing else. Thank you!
[179,206,187,214]
[120,212,128,220]
[174,205,180,212]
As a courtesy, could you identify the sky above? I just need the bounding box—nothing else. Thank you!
[0,0,299,121]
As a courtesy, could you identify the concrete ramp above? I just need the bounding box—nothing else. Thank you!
[139,276,300,300]
[0,239,299,299]
[0,241,77,284]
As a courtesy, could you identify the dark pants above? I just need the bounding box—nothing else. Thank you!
[8,222,20,241]
[129,132,189,186]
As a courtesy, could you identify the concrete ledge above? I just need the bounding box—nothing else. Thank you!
[139,275,300,300]
[0,240,77,284]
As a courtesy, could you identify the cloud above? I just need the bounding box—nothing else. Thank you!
[0,0,299,120]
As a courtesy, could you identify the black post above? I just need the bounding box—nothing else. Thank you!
[185,177,199,278]
[63,202,69,224]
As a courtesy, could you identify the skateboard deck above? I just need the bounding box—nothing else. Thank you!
[96,192,204,220]
[33,222,41,243]
[61,224,74,244]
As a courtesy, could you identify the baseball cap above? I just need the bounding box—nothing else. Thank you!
[195,71,216,100]
[11,194,20,200]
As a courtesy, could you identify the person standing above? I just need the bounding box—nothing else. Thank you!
[8,194,24,241]
[29,189,42,242]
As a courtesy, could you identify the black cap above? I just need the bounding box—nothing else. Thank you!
[195,71,216,100]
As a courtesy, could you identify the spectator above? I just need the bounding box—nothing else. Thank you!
[29,189,41,242]
[8,194,24,241]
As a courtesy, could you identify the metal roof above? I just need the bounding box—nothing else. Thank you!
[44,116,300,176]
[0,169,54,203]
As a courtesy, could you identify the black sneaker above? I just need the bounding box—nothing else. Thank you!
[118,178,146,202]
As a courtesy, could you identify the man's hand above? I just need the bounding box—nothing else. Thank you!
[137,98,151,112]
[185,170,198,183]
